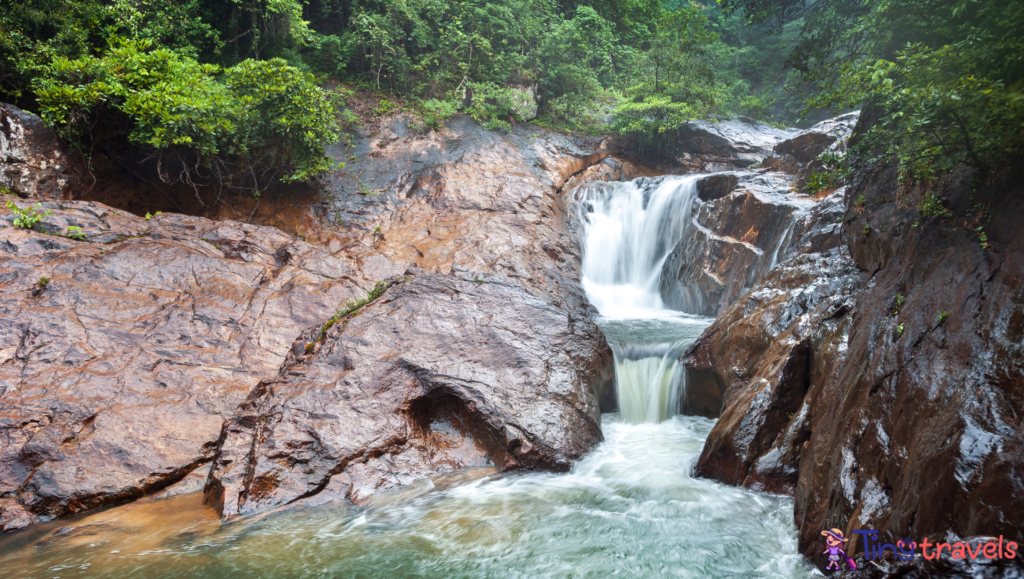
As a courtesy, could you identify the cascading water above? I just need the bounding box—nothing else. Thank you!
[577,177,700,317]
[575,176,705,423]
[0,172,816,579]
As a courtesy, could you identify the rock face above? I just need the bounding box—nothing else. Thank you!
[687,148,1024,570]
[658,173,846,317]
[675,119,798,172]
[0,200,395,531]
[202,115,618,515]
[687,245,864,492]
[321,115,615,307]
[0,104,88,201]
[204,270,610,516]
[764,111,859,186]
[0,114,619,532]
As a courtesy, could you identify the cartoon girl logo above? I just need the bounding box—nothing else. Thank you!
[822,528,857,571]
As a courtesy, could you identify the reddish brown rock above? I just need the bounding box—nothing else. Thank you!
[0,200,391,531]
[763,111,859,188]
[0,104,88,201]
[320,115,619,308]
[659,174,846,316]
[204,270,611,516]
[0,114,620,531]
[687,155,1024,570]
[687,247,864,493]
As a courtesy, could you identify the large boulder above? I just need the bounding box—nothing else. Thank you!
[675,119,799,172]
[0,104,88,201]
[686,246,864,491]
[204,269,610,516]
[201,116,618,517]
[0,200,395,531]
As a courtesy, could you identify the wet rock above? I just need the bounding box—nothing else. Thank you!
[0,104,88,201]
[0,114,618,531]
[560,154,664,195]
[204,271,611,516]
[321,114,619,310]
[675,119,798,172]
[764,111,860,188]
[0,201,387,531]
[689,157,1024,570]
[686,247,864,492]
[659,172,841,316]
[695,173,739,202]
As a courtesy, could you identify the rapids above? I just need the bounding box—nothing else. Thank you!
[0,175,818,578]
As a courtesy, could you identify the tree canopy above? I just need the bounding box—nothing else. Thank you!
[721,0,1024,177]
[4,0,1018,188]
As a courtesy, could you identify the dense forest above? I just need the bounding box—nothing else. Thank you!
[1,0,1021,192]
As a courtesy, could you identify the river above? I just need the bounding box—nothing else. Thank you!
[0,175,818,578]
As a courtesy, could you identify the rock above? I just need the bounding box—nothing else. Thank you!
[0,104,88,201]
[0,200,390,531]
[675,119,799,172]
[764,111,860,187]
[686,247,864,493]
[695,173,739,202]
[687,157,1024,570]
[560,154,665,195]
[320,114,616,309]
[204,270,611,516]
[0,115,620,531]
[659,172,843,316]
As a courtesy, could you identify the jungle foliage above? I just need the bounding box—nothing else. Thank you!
[721,0,1024,177]
[1,0,811,183]
[5,0,1017,186]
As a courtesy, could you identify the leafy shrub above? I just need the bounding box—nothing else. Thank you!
[419,98,458,130]
[919,194,953,219]
[35,39,341,194]
[6,201,52,230]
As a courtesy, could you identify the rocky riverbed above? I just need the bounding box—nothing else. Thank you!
[2,103,1022,577]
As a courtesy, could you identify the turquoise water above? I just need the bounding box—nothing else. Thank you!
[0,415,816,579]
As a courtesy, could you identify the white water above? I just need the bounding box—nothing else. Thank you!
[576,176,707,423]
[578,177,700,318]
[0,173,817,578]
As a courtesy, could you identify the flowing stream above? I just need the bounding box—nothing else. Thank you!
[0,176,817,578]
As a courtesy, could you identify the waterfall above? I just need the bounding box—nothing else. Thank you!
[577,177,700,318]
[576,176,704,424]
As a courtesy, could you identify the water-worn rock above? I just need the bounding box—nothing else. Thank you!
[764,111,859,188]
[321,115,615,308]
[675,119,798,172]
[0,104,88,201]
[687,247,864,492]
[0,200,388,531]
[204,270,610,516]
[659,174,846,317]
[200,116,617,517]
[687,152,1024,570]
